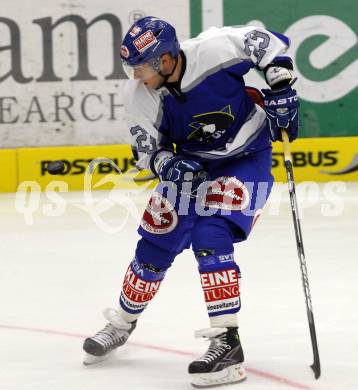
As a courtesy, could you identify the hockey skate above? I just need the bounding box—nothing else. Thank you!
[188,327,246,387]
[83,308,137,365]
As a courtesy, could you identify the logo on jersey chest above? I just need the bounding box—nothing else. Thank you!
[187,105,235,143]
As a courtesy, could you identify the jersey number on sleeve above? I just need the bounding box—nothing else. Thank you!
[130,126,156,153]
[244,30,270,64]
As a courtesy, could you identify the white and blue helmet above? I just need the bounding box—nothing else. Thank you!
[121,16,180,79]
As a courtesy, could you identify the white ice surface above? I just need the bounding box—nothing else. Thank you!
[0,182,357,390]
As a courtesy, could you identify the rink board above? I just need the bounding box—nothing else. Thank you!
[16,145,156,192]
[1,136,357,192]
[271,136,358,182]
[0,149,18,192]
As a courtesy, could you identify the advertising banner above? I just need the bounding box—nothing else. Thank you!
[17,144,155,191]
[1,0,357,156]
[0,0,189,148]
[0,149,17,192]
[272,137,358,182]
[6,136,357,193]
[191,0,358,138]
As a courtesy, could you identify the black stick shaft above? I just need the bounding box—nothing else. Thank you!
[281,130,321,379]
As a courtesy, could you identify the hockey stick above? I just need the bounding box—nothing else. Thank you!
[281,129,321,379]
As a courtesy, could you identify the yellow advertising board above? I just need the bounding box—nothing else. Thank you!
[17,144,157,191]
[3,136,357,193]
[0,149,17,192]
[272,136,358,182]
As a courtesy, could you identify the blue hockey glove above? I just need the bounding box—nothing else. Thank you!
[158,155,209,197]
[261,86,300,142]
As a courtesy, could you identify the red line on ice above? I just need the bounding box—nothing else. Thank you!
[0,324,314,390]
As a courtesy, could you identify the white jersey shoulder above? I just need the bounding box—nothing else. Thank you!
[180,25,289,91]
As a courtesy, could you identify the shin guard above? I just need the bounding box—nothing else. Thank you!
[196,251,241,324]
[119,256,167,322]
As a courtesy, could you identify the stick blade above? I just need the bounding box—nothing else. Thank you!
[311,360,321,379]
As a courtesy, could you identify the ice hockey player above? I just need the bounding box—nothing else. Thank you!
[83,16,299,387]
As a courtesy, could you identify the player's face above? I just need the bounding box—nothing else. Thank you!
[122,62,157,81]
[141,72,165,89]
[140,55,177,89]
[132,63,157,81]
[122,55,175,89]
[122,61,164,89]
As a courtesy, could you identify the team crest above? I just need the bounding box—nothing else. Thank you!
[187,105,235,143]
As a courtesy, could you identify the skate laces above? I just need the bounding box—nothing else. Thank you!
[90,308,131,349]
[195,328,231,363]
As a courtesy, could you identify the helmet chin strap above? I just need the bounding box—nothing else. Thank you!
[156,56,179,88]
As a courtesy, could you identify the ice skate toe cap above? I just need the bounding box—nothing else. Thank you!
[83,338,106,356]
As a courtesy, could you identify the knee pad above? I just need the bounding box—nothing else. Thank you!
[136,237,178,271]
[192,216,235,260]
[195,249,240,274]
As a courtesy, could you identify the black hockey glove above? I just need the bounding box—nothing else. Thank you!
[155,153,209,197]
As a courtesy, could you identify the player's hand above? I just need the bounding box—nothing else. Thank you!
[261,85,300,142]
[158,156,209,197]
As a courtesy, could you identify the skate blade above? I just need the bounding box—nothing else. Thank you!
[83,351,114,366]
[190,364,247,388]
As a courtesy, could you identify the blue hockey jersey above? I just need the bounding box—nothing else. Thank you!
[123,25,290,171]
